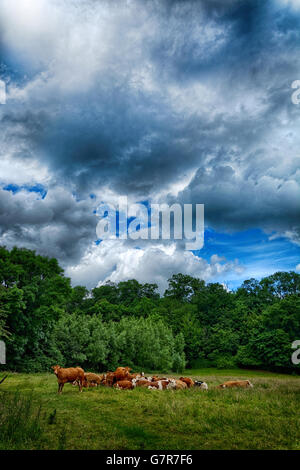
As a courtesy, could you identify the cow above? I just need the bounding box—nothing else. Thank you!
[147,379,173,390]
[98,373,108,386]
[179,377,195,388]
[147,381,164,390]
[73,372,103,388]
[173,379,188,390]
[52,365,85,394]
[131,372,145,379]
[114,380,134,390]
[151,376,160,382]
[165,379,187,390]
[114,367,132,381]
[103,372,116,387]
[151,376,167,382]
[194,380,208,390]
[217,380,253,389]
[132,378,151,387]
[84,372,102,387]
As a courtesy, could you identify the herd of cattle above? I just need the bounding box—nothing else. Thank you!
[51,365,253,394]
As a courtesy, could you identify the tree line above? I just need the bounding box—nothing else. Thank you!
[0,246,299,373]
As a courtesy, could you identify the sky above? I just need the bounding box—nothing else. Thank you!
[0,0,299,292]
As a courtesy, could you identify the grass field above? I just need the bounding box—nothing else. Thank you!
[0,369,300,450]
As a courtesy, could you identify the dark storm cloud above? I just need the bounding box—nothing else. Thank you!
[0,0,299,277]
[0,187,97,263]
[0,0,298,195]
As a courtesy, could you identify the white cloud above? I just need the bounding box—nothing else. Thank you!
[0,155,49,187]
[65,240,244,292]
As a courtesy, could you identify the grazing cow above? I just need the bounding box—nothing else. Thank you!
[114,380,134,390]
[151,376,167,382]
[147,381,163,390]
[114,367,132,381]
[99,373,108,386]
[133,378,152,388]
[179,377,195,388]
[166,379,177,390]
[73,372,102,388]
[52,365,85,394]
[173,379,188,390]
[103,372,116,387]
[194,380,208,390]
[217,380,253,389]
[84,372,102,387]
[164,379,187,390]
[147,380,172,390]
[155,380,171,390]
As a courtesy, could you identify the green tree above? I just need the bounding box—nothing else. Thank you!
[164,274,205,302]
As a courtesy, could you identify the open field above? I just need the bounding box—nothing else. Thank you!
[0,369,300,450]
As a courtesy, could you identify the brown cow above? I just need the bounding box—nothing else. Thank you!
[131,372,144,379]
[114,380,134,390]
[100,371,117,387]
[102,372,116,387]
[179,377,195,388]
[151,376,160,382]
[52,365,85,394]
[84,372,102,387]
[133,378,152,388]
[114,367,132,381]
[217,380,253,389]
[148,380,172,390]
[133,379,165,390]
[135,379,172,390]
[151,376,167,382]
[172,379,188,390]
[147,381,162,390]
[73,372,103,388]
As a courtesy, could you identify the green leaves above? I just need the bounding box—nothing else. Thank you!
[51,314,185,372]
[0,244,299,374]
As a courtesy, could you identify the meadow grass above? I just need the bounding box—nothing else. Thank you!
[0,369,299,450]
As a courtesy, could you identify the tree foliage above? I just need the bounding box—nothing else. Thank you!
[0,246,299,373]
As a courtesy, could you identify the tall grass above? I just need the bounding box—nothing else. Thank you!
[0,391,44,449]
[0,371,299,449]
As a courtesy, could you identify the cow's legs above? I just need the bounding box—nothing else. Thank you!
[78,379,83,392]
[58,383,64,394]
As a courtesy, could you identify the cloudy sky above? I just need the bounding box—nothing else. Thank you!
[0,0,299,292]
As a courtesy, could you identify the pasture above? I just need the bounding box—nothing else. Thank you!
[0,369,300,450]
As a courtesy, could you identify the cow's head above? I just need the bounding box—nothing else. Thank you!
[132,378,138,387]
[199,381,208,390]
[51,365,61,376]
[194,380,203,386]
[194,380,208,389]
